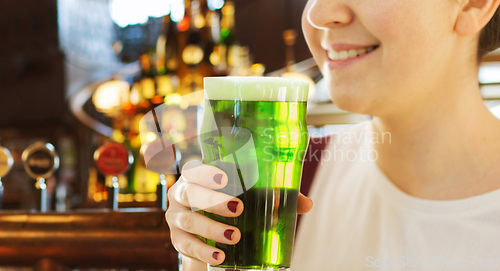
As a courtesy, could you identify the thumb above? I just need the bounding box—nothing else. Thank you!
[297,193,313,214]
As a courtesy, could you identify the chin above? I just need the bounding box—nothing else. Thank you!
[333,96,368,114]
[328,86,374,116]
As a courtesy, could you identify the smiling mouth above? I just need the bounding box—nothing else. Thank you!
[327,45,380,61]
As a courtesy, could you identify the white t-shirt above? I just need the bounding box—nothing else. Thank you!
[292,121,500,270]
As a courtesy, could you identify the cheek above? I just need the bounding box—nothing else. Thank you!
[367,0,451,54]
[365,0,416,45]
[302,6,326,67]
[363,0,445,84]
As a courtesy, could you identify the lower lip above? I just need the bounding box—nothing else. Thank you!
[325,47,378,70]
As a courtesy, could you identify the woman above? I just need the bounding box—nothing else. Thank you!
[166,0,500,269]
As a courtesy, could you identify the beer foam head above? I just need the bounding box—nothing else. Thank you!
[204,77,309,102]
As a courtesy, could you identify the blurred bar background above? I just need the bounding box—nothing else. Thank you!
[0,0,499,270]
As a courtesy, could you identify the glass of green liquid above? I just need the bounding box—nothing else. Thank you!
[200,77,309,271]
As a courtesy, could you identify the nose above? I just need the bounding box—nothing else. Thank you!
[306,0,354,30]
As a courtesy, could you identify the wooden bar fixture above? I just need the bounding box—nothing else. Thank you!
[0,209,177,270]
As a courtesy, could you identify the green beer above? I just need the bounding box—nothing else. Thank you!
[200,77,309,271]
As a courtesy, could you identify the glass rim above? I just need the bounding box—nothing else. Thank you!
[204,76,309,102]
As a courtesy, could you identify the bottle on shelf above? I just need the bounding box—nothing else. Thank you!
[182,0,204,68]
[283,29,298,72]
[220,1,238,74]
[180,0,205,96]
[220,1,237,48]
[138,54,156,108]
[156,16,180,104]
[205,10,226,75]
[229,46,253,76]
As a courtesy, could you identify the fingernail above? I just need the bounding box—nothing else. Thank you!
[213,251,219,260]
[227,201,238,213]
[224,229,234,241]
[213,174,223,185]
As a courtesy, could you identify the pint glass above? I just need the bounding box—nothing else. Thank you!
[199,77,309,271]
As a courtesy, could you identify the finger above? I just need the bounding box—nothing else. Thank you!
[172,181,244,216]
[170,227,226,265]
[181,256,210,271]
[167,208,241,245]
[297,193,313,214]
[182,160,228,189]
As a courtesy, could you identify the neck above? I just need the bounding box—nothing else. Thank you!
[371,74,500,200]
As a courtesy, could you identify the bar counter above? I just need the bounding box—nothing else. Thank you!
[0,209,177,270]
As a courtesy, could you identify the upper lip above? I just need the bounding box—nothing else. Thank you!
[322,43,380,51]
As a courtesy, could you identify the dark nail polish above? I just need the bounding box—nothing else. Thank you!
[212,251,219,260]
[213,174,223,185]
[227,201,238,213]
[224,229,234,241]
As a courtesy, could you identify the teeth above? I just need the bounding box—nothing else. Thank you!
[348,49,357,58]
[327,46,377,61]
[328,50,339,61]
[339,51,348,60]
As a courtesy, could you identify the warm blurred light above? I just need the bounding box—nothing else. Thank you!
[146,132,157,143]
[251,63,266,76]
[146,193,158,201]
[479,62,500,84]
[182,45,204,65]
[221,1,234,16]
[130,83,141,105]
[109,0,171,28]
[118,193,134,202]
[194,13,206,28]
[227,45,240,67]
[210,50,221,66]
[171,0,185,22]
[93,192,103,202]
[152,95,165,104]
[207,0,225,10]
[121,86,131,104]
[93,80,130,114]
[191,0,206,28]
[177,16,190,32]
[141,78,156,99]
[111,129,126,143]
[165,93,182,104]
[156,35,167,56]
[156,76,174,95]
[135,193,145,202]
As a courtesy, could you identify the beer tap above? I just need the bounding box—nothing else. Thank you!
[22,142,59,212]
[94,141,133,211]
[156,174,168,211]
[0,146,14,209]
